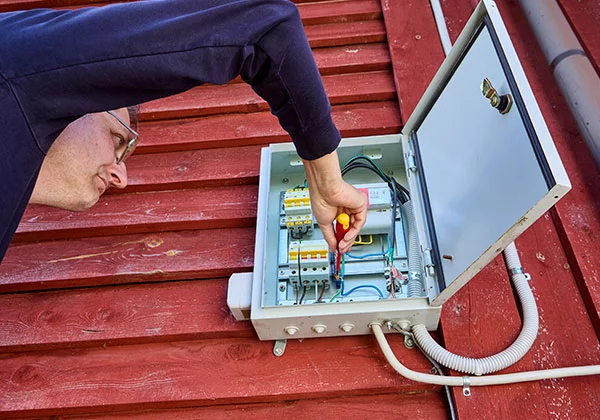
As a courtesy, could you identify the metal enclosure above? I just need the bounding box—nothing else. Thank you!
[240,0,570,341]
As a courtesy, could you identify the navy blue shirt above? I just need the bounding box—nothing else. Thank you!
[0,0,341,262]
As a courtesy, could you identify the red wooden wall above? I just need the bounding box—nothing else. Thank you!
[0,0,599,418]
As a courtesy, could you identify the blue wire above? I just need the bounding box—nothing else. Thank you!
[342,284,384,298]
[346,252,386,259]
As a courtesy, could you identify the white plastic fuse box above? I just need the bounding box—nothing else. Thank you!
[227,0,570,342]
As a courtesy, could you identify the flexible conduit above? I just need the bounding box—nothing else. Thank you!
[412,243,537,375]
[371,322,600,387]
[403,201,424,297]
[371,244,600,386]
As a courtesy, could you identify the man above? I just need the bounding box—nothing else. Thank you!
[0,0,366,262]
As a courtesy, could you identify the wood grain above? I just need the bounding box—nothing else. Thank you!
[0,279,253,352]
[16,184,258,241]
[556,0,600,70]
[115,146,262,193]
[380,0,444,122]
[139,71,397,121]
[0,334,440,418]
[16,392,449,420]
[0,228,255,292]
[489,0,600,335]
[132,101,401,154]
[314,43,391,76]
[437,1,600,419]
[305,19,386,48]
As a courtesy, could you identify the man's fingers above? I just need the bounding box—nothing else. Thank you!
[320,223,337,252]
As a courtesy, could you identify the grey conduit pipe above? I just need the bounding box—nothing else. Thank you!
[518,0,600,171]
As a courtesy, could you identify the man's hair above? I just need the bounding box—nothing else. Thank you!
[127,105,140,131]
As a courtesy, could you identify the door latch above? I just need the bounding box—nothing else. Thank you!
[481,78,513,114]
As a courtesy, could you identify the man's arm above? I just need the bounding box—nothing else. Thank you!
[0,0,366,260]
[2,0,339,158]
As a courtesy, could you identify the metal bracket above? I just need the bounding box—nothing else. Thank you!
[273,339,287,357]
[462,376,471,397]
[406,153,418,173]
[403,334,415,349]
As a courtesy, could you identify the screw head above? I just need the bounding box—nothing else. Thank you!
[282,178,289,184]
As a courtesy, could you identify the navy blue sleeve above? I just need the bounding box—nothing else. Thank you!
[1,0,340,160]
[0,0,341,262]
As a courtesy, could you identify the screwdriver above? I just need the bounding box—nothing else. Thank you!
[334,213,350,274]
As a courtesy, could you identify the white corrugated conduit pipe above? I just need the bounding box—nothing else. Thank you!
[403,202,424,298]
[411,243,537,375]
[371,322,600,387]
[371,242,600,387]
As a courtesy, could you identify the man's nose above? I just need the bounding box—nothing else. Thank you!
[107,162,128,189]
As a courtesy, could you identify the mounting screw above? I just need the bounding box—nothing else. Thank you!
[282,178,289,184]
[279,284,286,292]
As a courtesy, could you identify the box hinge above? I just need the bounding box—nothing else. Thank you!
[423,248,435,276]
[406,152,418,173]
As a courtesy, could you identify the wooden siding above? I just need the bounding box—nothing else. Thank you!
[0,0,599,419]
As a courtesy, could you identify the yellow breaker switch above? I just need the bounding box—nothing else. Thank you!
[288,240,331,286]
[283,188,314,236]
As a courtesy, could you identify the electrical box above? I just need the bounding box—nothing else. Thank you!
[228,0,570,341]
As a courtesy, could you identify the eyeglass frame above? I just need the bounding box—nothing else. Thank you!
[106,110,139,165]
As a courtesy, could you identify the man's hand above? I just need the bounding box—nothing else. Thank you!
[303,150,367,254]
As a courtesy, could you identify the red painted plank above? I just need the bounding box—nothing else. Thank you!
[380,0,444,122]
[439,259,554,419]
[297,0,381,25]
[441,215,600,419]
[0,0,378,18]
[437,1,600,419]
[491,0,600,334]
[314,43,391,76]
[557,0,600,72]
[0,334,439,418]
[0,279,252,353]
[305,19,386,48]
[133,101,401,154]
[139,71,397,122]
[15,184,257,241]
[0,0,101,12]
[22,393,448,420]
[117,146,262,193]
[0,228,255,292]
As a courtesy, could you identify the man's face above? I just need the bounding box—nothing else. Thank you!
[30,108,131,211]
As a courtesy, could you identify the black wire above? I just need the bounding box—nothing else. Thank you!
[341,162,409,204]
[393,326,457,420]
[291,226,308,240]
[298,285,307,304]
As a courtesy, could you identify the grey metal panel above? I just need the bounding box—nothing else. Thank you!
[415,25,549,288]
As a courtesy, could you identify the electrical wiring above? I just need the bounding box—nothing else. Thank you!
[346,251,387,259]
[317,280,326,302]
[341,156,410,204]
[290,226,309,240]
[299,285,307,304]
[329,254,385,300]
[389,178,397,264]
[393,326,457,420]
[342,284,384,298]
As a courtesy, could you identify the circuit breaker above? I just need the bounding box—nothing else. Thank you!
[227,0,570,341]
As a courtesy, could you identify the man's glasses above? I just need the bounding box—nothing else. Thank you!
[107,110,139,165]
